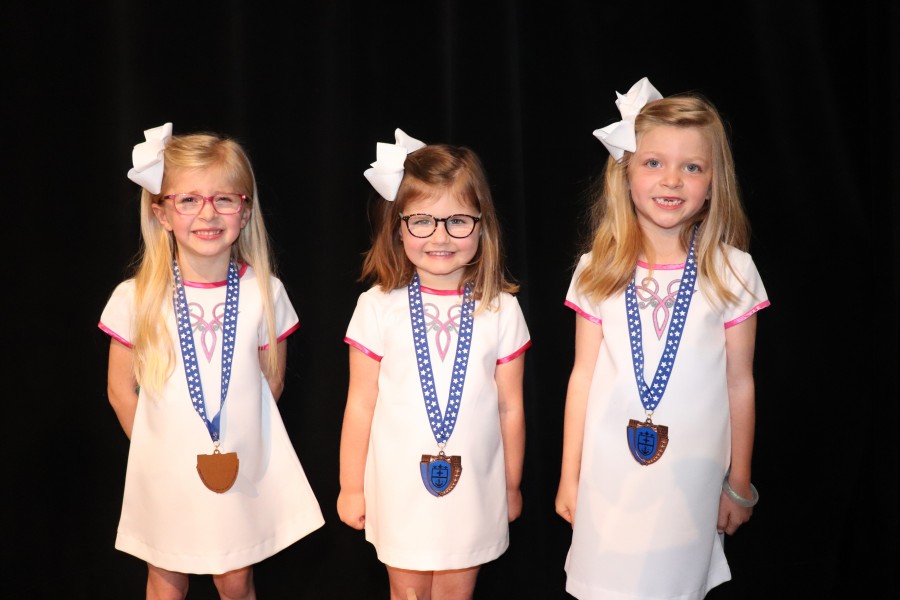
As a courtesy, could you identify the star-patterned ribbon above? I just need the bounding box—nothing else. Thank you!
[408,272,475,446]
[173,260,240,443]
[626,225,699,412]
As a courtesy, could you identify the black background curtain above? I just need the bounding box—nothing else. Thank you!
[4,1,897,598]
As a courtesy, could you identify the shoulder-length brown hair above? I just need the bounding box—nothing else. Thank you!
[360,144,518,309]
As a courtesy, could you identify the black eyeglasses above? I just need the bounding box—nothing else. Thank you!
[162,193,248,215]
[400,213,481,238]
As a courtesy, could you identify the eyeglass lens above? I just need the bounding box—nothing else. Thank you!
[403,214,479,238]
[165,194,244,215]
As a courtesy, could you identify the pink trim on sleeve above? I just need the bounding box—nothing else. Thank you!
[725,300,771,329]
[564,300,602,325]
[259,321,301,350]
[277,321,301,343]
[497,340,532,365]
[344,337,383,362]
[98,322,133,348]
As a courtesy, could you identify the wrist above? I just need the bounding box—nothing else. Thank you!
[722,473,759,508]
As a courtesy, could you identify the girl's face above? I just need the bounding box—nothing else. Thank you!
[399,191,480,289]
[628,125,712,238]
[152,165,250,278]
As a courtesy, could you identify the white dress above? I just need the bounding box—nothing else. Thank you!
[344,284,531,570]
[98,264,324,574]
[563,247,769,600]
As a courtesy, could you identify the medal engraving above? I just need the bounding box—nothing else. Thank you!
[626,418,668,466]
[420,452,462,496]
[196,448,239,493]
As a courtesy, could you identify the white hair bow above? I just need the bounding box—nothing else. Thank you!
[127,122,173,194]
[593,77,663,161]
[363,128,426,201]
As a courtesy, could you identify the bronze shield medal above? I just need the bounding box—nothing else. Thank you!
[420,453,462,496]
[627,418,669,465]
[196,449,239,493]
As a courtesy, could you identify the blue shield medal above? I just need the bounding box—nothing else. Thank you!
[420,452,462,496]
[627,418,669,466]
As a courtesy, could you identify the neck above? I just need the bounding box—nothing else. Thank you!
[415,270,465,291]
[175,253,233,283]
[640,227,687,264]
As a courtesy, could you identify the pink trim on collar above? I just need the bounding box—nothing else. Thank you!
[636,260,685,270]
[183,262,249,288]
[419,285,463,296]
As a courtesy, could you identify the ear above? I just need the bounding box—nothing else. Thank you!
[151,202,174,231]
[240,205,252,229]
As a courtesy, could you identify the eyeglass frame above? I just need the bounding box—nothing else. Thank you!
[160,193,249,215]
[399,212,482,239]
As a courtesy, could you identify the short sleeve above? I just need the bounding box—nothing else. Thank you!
[496,294,531,363]
[721,248,770,327]
[564,253,602,324]
[98,280,136,347]
[266,276,300,343]
[345,287,384,360]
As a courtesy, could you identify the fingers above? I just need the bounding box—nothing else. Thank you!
[555,503,575,526]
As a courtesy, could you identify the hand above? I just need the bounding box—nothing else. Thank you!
[717,491,753,535]
[555,478,578,526]
[337,490,366,530]
[507,488,523,522]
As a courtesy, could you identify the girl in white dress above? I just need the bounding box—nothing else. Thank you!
[338,129,531,600]
[100,123,324,599]
[556,79,769,599]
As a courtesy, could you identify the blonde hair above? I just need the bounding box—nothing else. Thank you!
[360,144,518,310]
[129,133,280,396]
[578,93,750,306]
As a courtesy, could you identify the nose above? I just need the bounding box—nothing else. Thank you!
[431,219,451,242]
[197,197,219,218]
[660,167,683,188]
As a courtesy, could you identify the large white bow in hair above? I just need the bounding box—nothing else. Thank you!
[363,128,426,201]
[593,77,662,161]
[127,122,173,194]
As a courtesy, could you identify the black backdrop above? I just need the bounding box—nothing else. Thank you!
[4,1,897,598]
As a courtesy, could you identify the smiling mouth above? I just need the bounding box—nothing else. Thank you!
[653,197,684,207]
[193,229,224,237]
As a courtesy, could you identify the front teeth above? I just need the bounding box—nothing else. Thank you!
[654,198,683,206]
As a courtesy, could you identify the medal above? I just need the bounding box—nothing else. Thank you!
[196,445,240,493]
[174,260,240,493]
[626,418,669,465]
[420,451,462,497]
[408,273,474,497]
[625,225,698,465]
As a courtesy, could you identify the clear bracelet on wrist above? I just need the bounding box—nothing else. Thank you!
[722,477,759,508]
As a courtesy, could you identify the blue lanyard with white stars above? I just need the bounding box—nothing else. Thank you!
[408,272,475,446]
[172,260,240,443]
[626,225,698,413]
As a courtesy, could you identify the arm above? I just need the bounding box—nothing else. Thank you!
[496,353,526,522]
[259,339,288,401]
[718,314,757,535]
[555,315,603,526]
[107,338,139,439]
[337,346,379,530]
